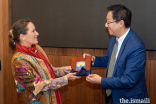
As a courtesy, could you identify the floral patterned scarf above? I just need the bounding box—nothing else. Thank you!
[16,43,63,104]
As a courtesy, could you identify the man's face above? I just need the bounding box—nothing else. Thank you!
[105,11,120,36]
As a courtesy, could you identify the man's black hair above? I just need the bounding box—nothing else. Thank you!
[107,4,132,28]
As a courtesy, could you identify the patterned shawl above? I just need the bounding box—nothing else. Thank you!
[16,43,63,104]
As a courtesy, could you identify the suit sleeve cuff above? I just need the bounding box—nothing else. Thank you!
[101,77,107,90]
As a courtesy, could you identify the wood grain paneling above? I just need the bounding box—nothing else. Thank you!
[76,48,95,56]
[0,0,18,104]
[148,51,156,60]
[63,48,77,56]
[150,60,156,104]
[145,60,151,98]
[146,51,150,60]
[94,49,107,56]
[0,0,4,103]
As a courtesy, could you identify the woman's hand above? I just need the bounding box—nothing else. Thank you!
[66,73,81,81]
[63,66,72,73]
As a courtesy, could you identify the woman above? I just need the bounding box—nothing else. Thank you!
[9,18,80,104]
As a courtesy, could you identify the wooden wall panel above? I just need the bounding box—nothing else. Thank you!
[150,60,156,104]
[148,51,156,60]
[0,0,18,104]
[0,0,4,103]
[146,51,150,60]
[145,60,151,98]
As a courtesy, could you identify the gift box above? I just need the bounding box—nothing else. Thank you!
[71,56,91,76]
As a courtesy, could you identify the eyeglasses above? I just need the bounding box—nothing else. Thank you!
[105,20,116,24]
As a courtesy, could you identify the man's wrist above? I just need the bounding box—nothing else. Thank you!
[92,56,95,62]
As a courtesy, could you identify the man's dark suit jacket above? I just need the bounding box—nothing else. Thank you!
[92,28,148,104]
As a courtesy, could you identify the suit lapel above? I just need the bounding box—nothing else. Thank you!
[112,28,133,76]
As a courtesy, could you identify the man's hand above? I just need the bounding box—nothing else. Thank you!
[86,74,102,84]
[83,53,95,62]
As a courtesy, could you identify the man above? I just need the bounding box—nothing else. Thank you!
[83,4,148,104]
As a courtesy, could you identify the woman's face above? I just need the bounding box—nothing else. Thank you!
[20,22,39,47]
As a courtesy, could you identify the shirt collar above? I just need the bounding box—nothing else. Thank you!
[116,28,130,43]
